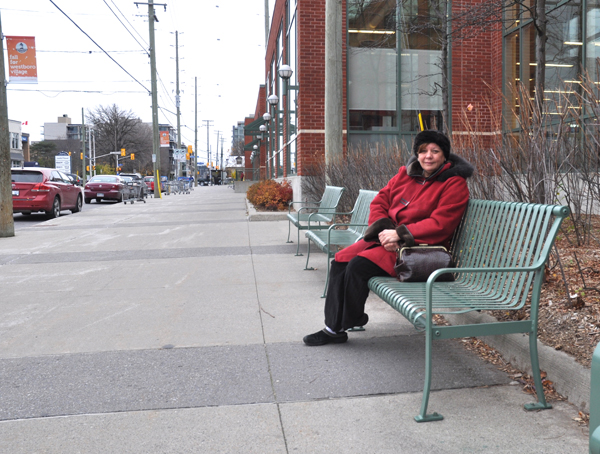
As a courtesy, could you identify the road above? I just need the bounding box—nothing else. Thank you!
[12,199,113,231]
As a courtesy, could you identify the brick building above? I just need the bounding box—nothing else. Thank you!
[245,0,600,198]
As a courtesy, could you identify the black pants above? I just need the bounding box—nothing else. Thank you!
[324,257,389,332]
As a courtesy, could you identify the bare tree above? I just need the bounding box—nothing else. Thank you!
[87,104,153,174]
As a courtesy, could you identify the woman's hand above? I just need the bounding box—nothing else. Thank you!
[379,229,400,252]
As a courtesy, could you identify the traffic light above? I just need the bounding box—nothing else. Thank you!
[68,152,71,156]
[93,165,96,170]
[130,153,135,160]
[86,165,90,172]
[121,148,126,157]
[187,145,193,154]
[80,152,83,160]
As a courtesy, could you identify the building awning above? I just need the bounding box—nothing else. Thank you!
[244,117,266,137]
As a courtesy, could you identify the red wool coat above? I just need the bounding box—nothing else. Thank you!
[334,154,473,276]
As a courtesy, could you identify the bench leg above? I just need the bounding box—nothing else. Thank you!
[524,331,552,412]
[321,252,333,298]
[304,238,314,271]
[287,220,293,243]
[295,227,303,256]
[415,323,443,423]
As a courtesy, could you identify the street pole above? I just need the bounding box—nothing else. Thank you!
[81,108,86,184]
[214,130,220,183]
[175,30,181,178]
[324,0,343,171]
[203,119,213,183]
[194,77,198,187]
[148,0,161,197]
[0,13,14,237]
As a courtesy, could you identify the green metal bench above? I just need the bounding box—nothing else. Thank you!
[591,343,600,453]
[287,185,345,256]
[368,199,569,422]
[304,189,379,297]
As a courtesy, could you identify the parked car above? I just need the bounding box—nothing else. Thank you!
[143,176,154,192]
[66,173,83,186]
[11,167,83,218]
[160,176,168,192]
[119,173,147,198]
[84,175,126,203]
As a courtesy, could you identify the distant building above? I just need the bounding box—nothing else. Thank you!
[231,121,244,153]
[9,119,24,167]
[44,114,83,141]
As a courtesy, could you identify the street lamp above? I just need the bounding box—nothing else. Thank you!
[259,124,267,133]
[268,94,279,106]
[278,64,293,80]
[263,112,272,122]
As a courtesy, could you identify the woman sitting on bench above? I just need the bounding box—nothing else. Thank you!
[303,130,474,346]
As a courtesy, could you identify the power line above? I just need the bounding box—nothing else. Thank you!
[48,0,150,94]
[102,0,149,55]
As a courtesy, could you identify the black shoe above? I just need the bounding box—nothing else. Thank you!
[303,329,348,346]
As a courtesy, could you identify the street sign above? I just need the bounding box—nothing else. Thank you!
[55,155,71,173]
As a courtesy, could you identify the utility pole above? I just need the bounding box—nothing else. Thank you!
[220,136,224,183]
[81,108,86,184]
[135,0,166,197]
[324,0,343,170]
[175,30,181,178]
[194,77,198,187]
[0,14,14,237]
[214,130,220,184]
[203,119,213,182]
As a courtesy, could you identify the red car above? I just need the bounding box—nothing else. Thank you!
[143,176,154,192]
[11,167,83,219]
[84,175,126,203]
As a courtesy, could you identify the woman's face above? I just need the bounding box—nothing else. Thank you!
[417,143,446,177]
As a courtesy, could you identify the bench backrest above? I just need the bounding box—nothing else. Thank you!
[316,186,346,222]
[451,199,569,309]
[348,190,379,237]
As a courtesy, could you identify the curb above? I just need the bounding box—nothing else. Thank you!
[245,199,288,222]
[445,311,591,412]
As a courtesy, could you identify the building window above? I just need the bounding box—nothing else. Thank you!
[348,0,397,132]
[10,132,20,149]
[347,0,443,135]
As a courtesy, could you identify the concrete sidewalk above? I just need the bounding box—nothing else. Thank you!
[0,186,589,453]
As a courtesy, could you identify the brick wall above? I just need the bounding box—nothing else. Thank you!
[450,0,503,147]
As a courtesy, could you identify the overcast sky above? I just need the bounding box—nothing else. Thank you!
[2,0,273,160]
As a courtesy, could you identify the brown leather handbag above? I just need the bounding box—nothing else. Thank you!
[394,245,455,282]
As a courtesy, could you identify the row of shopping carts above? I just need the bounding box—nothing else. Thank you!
[164,180,193,195]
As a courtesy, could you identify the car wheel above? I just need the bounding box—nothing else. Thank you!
[85,198,91,204]
[46,197,61,219]
[72,195,83,213]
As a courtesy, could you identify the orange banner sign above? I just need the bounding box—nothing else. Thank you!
[7,36,38,84]
[160,130,170,147]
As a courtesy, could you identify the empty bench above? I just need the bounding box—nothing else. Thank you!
[287,185,345,256]
[304,189,378,297]
[368,199,569,422]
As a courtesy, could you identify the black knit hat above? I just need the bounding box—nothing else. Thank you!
[412,130,451,159]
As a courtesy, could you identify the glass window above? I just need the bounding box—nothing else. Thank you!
[348,0,398,131]
[587,0,600,86]
[399,0,443,131]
